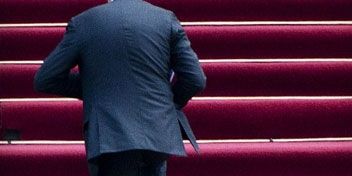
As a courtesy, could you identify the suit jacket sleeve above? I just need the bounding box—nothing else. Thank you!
[170,12,207,109]
[33,17,83,99]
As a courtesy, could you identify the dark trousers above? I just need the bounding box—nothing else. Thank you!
[87,149,170,176]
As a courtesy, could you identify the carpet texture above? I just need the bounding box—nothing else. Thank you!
[1,142,352,176]
[1,0,352,23]
[1,25,352,60]
[1,99,352,140]
[2,62,352,98]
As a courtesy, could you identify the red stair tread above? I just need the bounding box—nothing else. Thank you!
[2,62,352,98]
[0,0,106,23]
[1,99,352,140]
[0,142,351,176]
[1,25,352,60]
[1,0,352,23]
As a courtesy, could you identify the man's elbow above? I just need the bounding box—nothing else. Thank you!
[33,73,49,93]
[194,75,207,92]
[33,78,45,93]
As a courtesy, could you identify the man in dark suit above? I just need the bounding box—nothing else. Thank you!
[33,0,206,175]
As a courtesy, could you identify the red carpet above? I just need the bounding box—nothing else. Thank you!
[1,142,352,176]
[1,0,352,175]
[1,25,352,60]
[2,62,352,98]
[1,99,352,140]
[1,0,352,23]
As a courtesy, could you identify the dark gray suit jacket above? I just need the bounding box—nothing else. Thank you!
[34,0,206,161]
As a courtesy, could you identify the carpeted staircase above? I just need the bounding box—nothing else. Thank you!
[1,0,352,175]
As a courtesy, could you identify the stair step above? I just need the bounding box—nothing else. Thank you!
[1,25,352,60]
[0,141,351,176]
[2,62,352,98]
[1,99,352,140]
[0,0,105,24]
[1,0,352,23]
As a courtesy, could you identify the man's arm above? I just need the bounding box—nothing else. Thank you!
[170,12,207,109]
[33,17,82,99]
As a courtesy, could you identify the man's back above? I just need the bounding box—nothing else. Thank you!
[77,0,176,122]
[34,0,206,162]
